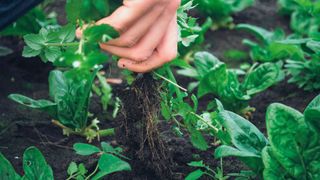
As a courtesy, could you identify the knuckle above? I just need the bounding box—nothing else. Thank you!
[131,49,153,62]
[121,37,138,48]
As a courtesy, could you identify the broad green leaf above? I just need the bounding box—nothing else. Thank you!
[262,146,290,180]
[73,143,101,156]
[185,169,205,180]
[198,63,227,97]
[0,153,21,180]
[22,46,41,57]
[215,110,267,171]
[194,51,221,78]
[67,162,78,175]
[44,46,62,63]
[24,34,45,51]
[189,126,209,151]
[215,145,261,158]
[48,70,68,102]
[266,103,320,179]
[58,24,76,43]
[304,94,320,133]
[22,147,54,180]
[243,63,283,95]
[8,94,57,117]
[236,24,273,44]
[92,154,131,180]
[101,142,115,153]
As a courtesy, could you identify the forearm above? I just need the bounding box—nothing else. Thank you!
[0,0,43,30]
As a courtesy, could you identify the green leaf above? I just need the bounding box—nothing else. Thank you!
[243,63,283,95]
[236,24,273,44]
[24,34,45,51]
[92,154,131,180]
[304,94,320,132]
[262,146,290,180]
[67,162,78,175]
[22,147,54,180]
[215,145,261,158]
[83,24,119,43]
[187,161,205,168]
[194,51,221,78]
[0,153,21,180]
[185,169,205,180]
[198,63,227,97]
[266,103,320,179]
[58,24,76,43]
[44,46,62,63]
[100,142,115,153]
[189,125,209,151]
[22,46,42,57]
[73,143,101,156]
[8,94,57,117]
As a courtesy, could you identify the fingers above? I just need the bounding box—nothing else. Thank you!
[96,0,165,33]
[117,14,178,73]
[106,4,165,47]
[76,0,165,39]
[100,0,180,62]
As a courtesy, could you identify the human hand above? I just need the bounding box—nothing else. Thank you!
[77,0,180,73]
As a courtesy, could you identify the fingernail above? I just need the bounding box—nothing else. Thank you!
[118,62,126,69]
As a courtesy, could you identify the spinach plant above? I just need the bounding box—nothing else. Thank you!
[214,94,320,179]
[9,68,115,141]
[0,146,54,179]
[280,37,320,91]
[193,0,254,28]
[68,142,131,180]
[178,51,284,115]
[236,24,304,62]
[278,0,320,36]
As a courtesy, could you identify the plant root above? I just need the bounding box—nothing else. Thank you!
[116,73,173,179]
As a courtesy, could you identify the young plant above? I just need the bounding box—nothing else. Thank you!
[280,37,320,91]
[214,94,320,179]
[236,24,304,62]
[178,51,284,115]
[68,142,131,180]
[186,160,229,180]
[9,68,116,142]
[278,0,320,36]
[193,0,255,28]
[0,146,54,179]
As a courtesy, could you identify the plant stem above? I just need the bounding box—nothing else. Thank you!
[66,172,80,180]
[165,66,184,101]
[153,72,187,92]
[189,112,219,133]
[85,164,99,180]
[45,42,79,47]
[98,128,115,136]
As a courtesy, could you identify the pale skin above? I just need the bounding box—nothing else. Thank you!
[76,0,181,73]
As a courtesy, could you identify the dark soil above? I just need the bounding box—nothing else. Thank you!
[0,0,319,179]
